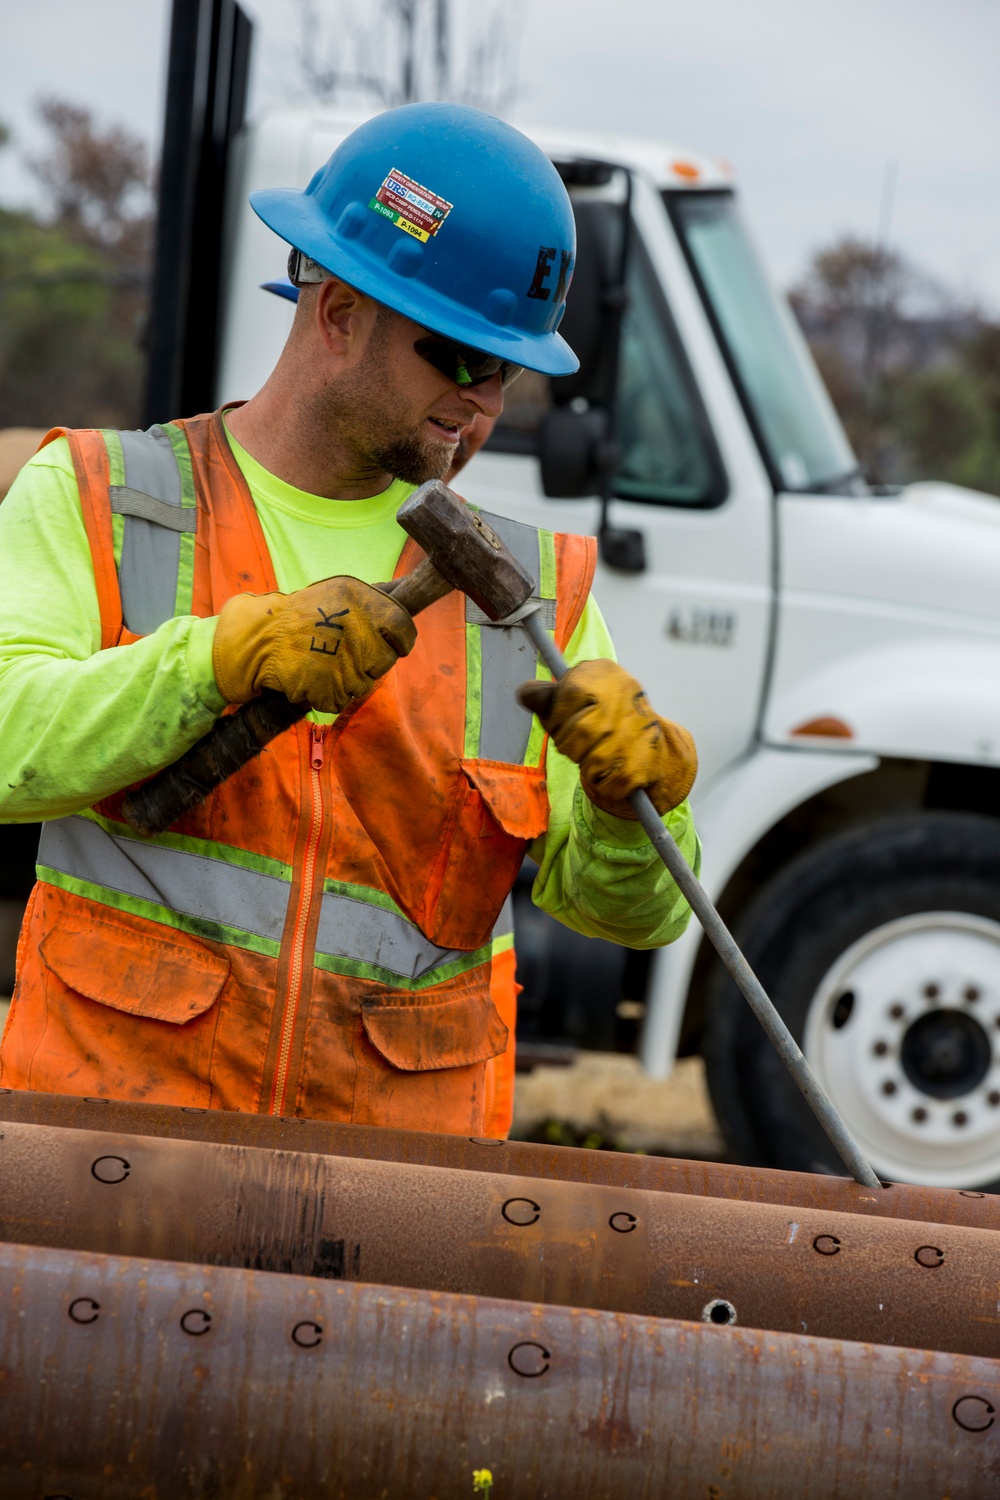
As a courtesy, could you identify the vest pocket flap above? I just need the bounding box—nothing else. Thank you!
[40,915,229,1024]
[362,981,509,1072]
[461,758,549,841]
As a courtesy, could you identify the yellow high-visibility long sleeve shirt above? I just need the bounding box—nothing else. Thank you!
[0,431,699,949]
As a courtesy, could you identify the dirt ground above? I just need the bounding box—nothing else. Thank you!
[511,1052,727,1158]
[0,991,725,1159]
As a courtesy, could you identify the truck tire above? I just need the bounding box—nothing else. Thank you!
[703,811,1000,1191]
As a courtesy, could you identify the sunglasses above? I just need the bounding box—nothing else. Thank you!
[413,331,524,390]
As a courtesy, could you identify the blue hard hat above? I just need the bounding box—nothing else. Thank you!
[261,278,299,303]
[250,103,579,377]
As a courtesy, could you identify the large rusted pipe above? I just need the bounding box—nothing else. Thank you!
[0,1085,996,1228]
[1,1241,997,1500]
[2,1118,999,1357]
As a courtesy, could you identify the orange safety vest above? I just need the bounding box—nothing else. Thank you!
[1,410,595,1136]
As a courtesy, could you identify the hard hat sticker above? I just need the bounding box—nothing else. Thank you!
[369,168,454,244]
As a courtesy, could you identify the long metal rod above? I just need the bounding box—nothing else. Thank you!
[520,608,882,1190]
[5,1090,996,1228]
[2,1240,998,1498]
[0,1118,994,1355]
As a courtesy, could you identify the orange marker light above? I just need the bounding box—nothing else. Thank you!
[790,717,855,740]
[671,160,701,181]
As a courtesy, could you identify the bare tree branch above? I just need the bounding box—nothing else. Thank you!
[287,0,525,115]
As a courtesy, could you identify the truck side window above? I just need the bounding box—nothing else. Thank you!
[615,237,726,506]
[491,213,726,508]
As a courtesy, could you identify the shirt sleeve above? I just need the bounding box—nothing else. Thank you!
[528,594,700,948]
[0,440,225,824]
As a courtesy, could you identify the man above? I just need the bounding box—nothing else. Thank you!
[0,103,699,1136]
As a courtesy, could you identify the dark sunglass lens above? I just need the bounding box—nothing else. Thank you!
[415,334,524,389]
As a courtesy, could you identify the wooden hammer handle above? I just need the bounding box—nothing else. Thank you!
[121,561,452,837]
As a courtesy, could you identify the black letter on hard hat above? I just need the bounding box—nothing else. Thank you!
[527,246,557,300]
[553,249,574,308]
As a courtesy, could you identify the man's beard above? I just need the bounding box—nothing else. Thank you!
[315,311,456,485]
[372,429,452,485]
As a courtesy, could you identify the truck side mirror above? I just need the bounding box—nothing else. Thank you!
[538,406,619,499]
[538,405,647,575]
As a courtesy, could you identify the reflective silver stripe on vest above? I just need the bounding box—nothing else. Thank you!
[38,816,290,943]
[315,888,473,983]
[466,509,553,766]
[112,427,188,636]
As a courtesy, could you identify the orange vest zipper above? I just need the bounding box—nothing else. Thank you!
[269,723,326,1116]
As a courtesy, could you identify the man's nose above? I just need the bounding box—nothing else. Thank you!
[463,371,504,419]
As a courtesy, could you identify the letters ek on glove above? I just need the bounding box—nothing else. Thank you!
[212,576,417,714]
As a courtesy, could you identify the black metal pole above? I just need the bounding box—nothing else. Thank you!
[144,0,253,426]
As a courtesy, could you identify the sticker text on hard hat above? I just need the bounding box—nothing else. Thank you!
[369,168,454,244]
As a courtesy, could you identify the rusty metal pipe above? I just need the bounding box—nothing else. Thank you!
[0,1085,996,1228]
[2,1118,999,1357]
[1,1241,998,1500]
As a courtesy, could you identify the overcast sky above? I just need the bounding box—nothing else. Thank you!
[3,0,999,309]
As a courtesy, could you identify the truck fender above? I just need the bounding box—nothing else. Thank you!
[638,745,878,1078]
[765,638,1000,766]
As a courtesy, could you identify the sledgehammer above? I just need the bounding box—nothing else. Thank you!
[121,483,537,838]
[395,483,881,1191]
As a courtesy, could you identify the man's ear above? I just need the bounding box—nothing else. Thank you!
[315,279,375,359]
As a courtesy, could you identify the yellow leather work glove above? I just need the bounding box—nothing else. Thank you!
[213,576,417,714]
[517,659,697,820]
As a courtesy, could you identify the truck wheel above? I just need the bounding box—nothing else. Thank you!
[703,812,1000,1190]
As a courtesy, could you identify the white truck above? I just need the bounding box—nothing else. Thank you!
[6,0,1000,1193]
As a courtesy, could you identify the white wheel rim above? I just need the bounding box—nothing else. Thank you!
[803,912,1000,1187]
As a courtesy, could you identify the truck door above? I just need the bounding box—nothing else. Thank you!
[464,167,776,789]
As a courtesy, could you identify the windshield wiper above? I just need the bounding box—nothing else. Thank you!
[789,465,867,496]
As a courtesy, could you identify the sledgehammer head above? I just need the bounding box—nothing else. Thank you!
[396,481,535,622]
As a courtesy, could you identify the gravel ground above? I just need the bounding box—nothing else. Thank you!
[512,1052,727,1159]
[0,994,725,1161]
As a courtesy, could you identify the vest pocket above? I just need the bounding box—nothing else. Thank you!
[352,969,508,1133]
[39,911,229,1023]
[361,973,509,1071]
[422,759,548,951]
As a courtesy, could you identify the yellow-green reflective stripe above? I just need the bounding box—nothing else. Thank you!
[163,421,197,509]
[103,429,126,488]
[164,421,196,616]
[85,811,292,883]
[492,931,514,956]
[323,876,406,917]
[39,815,290,945]
[174,528,195,617]
[104,427,126,567]
[38,866,280,958]
[538,528,557,599]
[314,946,491,991]
[464,621,482,759]
[111,511,125,569]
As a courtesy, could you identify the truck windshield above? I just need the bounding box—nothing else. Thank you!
[667,191,860,493]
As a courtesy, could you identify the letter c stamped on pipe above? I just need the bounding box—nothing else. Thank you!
[502,1197,541,1226]
[953,1395,995,1432]
[180,1309,212,1336]
[508,1341,550,1377]
[68,1297,100,1325]
[91,1155,130,1184]
[609,1212,638,1233]
[812,1234,841,1256]
[292,1321,323,1349]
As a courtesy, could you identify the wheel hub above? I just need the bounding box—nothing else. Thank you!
[900,1008,992,1100]
[803,913,1000,1187]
